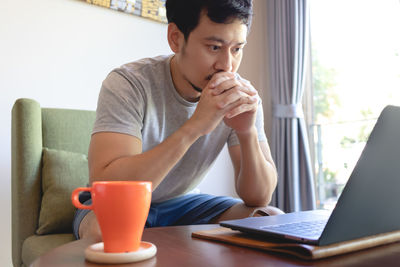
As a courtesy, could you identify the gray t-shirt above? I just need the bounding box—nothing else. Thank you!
[93,55,267,203]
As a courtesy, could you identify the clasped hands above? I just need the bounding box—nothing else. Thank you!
[191,72,260,136]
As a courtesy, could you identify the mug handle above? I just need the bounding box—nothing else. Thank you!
[71,187,93,210]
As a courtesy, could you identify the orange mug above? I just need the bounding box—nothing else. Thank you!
[71,181,152,253]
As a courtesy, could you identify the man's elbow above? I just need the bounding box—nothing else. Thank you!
[239,183,276,207]
[241,192,272,207]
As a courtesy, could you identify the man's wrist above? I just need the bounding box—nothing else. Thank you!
[235,126,258,140]
[180,120,203,142]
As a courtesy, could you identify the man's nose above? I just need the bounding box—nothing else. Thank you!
[215,51,233,72]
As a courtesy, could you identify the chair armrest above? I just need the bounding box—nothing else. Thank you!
[11,98,43,267]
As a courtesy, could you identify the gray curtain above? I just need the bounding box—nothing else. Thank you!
[267,0,316,212]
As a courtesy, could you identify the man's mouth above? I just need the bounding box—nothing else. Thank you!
[188,74,214,93]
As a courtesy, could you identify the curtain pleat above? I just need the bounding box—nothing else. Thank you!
[267,0,316,212]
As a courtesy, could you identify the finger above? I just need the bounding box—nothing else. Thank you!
[225,103,257,119]
[212,78,240,95]
[234,75,257,95]
[236,79,257,96]
[213,78,258,97]
[208,72,236,88]
[218,88,258,109]
[217,87,245,108]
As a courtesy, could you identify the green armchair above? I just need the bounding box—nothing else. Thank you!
[11,98,96,266]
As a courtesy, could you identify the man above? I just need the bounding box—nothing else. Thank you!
[73,0,281,241]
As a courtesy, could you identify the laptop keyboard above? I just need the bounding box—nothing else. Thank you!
[261,219,327,237]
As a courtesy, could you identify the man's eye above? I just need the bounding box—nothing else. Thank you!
[233,47,242,53]
[210,45,220,51]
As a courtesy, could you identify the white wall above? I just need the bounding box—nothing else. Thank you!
[1,0,172,265]
[0,0,268,265]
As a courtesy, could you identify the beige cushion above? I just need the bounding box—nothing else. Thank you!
[36,148,88,235]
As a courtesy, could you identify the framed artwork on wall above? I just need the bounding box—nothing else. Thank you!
[85,0,167,23]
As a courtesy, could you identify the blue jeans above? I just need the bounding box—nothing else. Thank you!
[72,192,241,239]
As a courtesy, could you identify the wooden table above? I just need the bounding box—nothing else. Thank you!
[31,224,400,267]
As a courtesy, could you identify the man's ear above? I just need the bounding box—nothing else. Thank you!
[167,23,184,53]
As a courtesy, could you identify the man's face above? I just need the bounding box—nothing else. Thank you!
[174,12,248,94]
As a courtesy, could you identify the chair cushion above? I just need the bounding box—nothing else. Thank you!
[36,148,89,235]
[22,233,75,266]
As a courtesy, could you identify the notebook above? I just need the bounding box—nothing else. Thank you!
[220,105,400,246]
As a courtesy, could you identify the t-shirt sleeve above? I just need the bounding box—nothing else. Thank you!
[92,70,145,140]
[227,98,268,147]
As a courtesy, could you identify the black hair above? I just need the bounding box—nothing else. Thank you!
[166,0,253,40]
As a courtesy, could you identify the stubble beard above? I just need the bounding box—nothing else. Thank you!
[181,42,214,94]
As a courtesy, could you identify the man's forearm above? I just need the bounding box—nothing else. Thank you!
[91,121,201,190]
[235,128,277,206]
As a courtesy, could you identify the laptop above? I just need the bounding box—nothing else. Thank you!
[220,105,400,246]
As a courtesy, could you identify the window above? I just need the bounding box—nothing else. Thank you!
[308,0,400,209]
